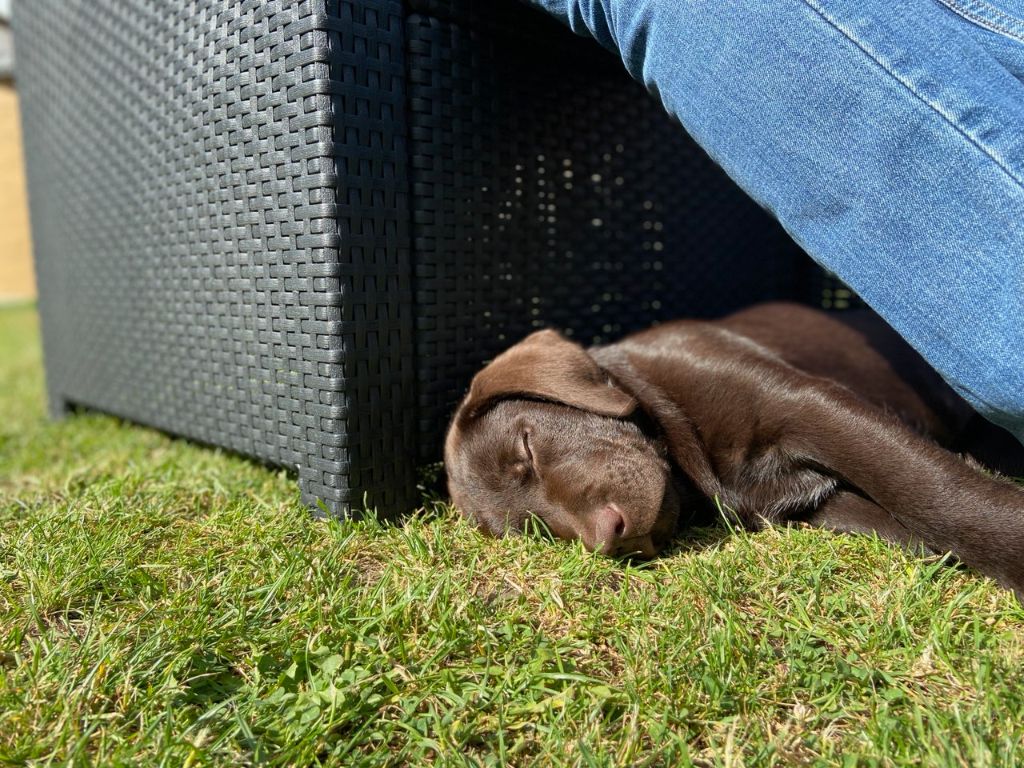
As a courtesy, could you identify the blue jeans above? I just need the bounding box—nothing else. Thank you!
[526,0,1024,445]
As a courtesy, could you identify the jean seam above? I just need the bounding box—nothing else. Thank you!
[799,0,1024,194]
[933,0,1024,44]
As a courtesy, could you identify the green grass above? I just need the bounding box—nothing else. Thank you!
[1,304,1022,767]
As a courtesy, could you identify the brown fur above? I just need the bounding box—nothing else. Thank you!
[445,303,1024,596]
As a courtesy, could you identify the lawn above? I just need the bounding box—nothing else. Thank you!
[1,303,1022,767]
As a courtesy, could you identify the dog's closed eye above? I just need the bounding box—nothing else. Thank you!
[522,430,534,467]
[511,429,537,481]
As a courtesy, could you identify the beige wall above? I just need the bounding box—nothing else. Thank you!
[0,83,34,302]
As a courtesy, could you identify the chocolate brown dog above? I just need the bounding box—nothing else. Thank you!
[445,303,1024,596]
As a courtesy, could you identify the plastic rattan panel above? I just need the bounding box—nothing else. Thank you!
[16,0,849,516]
[16,0,417,515]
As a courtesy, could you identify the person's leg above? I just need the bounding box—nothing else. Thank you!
[526,0,1024,445]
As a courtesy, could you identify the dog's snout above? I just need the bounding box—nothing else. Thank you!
[586,502,662,558]
[590,502,627,554]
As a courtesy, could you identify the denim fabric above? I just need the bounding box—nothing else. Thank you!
[526,0,1024,444]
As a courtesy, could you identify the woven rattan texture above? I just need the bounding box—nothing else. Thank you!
[15,0,417,515]
[406,4,812,461]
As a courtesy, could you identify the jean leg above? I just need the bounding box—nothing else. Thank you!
[527,0,1024,445]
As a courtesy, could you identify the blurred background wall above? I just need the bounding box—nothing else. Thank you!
[0,0,36,303]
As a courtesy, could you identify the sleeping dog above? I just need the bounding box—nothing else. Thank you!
[444,303,1024,597]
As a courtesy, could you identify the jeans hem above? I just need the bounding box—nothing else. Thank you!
[933,0,1024,45]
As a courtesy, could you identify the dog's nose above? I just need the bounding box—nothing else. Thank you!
[591,502,627,554]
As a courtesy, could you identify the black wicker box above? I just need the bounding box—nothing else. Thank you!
[15,0,826,516]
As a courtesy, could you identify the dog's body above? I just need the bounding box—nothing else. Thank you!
[445,303,1024,596]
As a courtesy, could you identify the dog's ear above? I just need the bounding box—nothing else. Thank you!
[459,329,636,420]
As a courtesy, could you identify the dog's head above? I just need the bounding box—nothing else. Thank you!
[444,329,680,557]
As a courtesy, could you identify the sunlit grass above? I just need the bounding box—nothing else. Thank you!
[1,304,1022,766]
